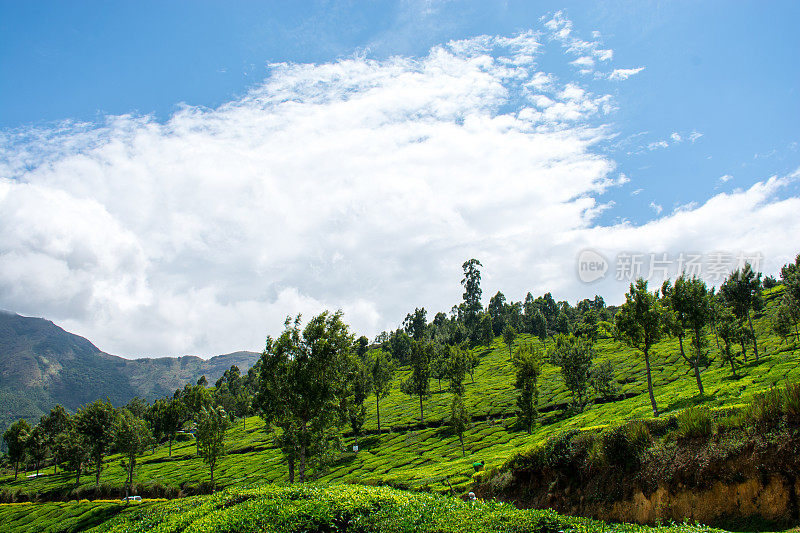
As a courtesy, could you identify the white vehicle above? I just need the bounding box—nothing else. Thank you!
[121,495,142,502]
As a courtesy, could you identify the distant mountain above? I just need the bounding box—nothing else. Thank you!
[0,311,259,431]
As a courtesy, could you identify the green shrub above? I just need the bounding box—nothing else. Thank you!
[784,381,800,424]
[601,421,650,470]
[745,388,783,429]
[676,407,714,440]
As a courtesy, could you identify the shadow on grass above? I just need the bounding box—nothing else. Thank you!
[664,394,715,412]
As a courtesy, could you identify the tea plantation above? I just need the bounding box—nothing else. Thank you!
[1,286,798,531]
[4,484,724,533]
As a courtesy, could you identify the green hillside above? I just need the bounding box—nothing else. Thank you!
[2,286,797,499]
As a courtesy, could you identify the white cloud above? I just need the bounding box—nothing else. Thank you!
[649,201,663,215]
[670,132,682,142]
[608,67,645,81]
[719,174,733,183]
[648,140,669,150]
[1,20,797,358]
[688,131,703,142]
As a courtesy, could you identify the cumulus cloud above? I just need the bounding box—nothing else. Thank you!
[0,20,797,358]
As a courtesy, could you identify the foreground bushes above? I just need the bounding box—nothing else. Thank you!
[83,483,718,533]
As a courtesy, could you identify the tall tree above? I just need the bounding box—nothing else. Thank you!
[40,405,69,474]
[403,307,428,341]
[369,349,394,432]
[513,344,542,433]
[449,393,469,457]
[531,310,547,348]
[717,306,744,378]
[114,410,154,500]
[447,344,469,396]
[195,406,230,489]
[400,340,432,422]
[346,353,373,450]
[3,419,30,481]
[720,263,763,361]
[55,424,89,485]
[615,278,664,417]
[461,259,483,334]
[477,313,494,347]
[255,311,354,483]
[501,324,517,359]
[664,276,711,395]
[151,398,183,456]
[25,424,48,477]
[488,291,507,336]
[75,399,118,486]
[548,334,593,411]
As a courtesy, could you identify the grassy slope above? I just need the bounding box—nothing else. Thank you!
[1,287,798,497]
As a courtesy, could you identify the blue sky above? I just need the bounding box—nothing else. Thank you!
[0,1,798,357]
[2,1,798,224]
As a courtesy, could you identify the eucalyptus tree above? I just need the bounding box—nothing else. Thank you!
[501,324,517,359]
[664,275,712,395]
[450,394,469,457]
[615,278,664,417]
[717,306,744,378]
[55,424,89,485]
[346,352,373,450]
[720,263,763,361]
[255,311,354,483]
[531,310,547,348]
[369,349,395,432]
[75,399,118,486]
[548,334,593,411]
[196,405,230,488]
[400,340,433,422]
[114,410,154,500]
[447,344,469,396]
[461,258,483,335]
[3,419,30,480]
[40,405,69,473]
[513,344,542,433]
[26,424,48,477]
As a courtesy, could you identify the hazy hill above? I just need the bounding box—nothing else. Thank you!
[0,311,259,430]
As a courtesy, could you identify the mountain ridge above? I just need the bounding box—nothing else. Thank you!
[0,311,260,431]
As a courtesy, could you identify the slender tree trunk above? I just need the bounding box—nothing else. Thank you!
[298,445,306,483]
[76,465,81,485]
[693,361,705,395]
[748,311,759,361]
[169,438,173,457]
[95,457,101,487]
[287,455,295,484]
[210,462,214,489]
[692,331,705,395]
[419,394,425,423]
[376,396,381,432]
[728,348,738,378]
[14,460,18,481]
[644,347,658,417]
[243,417,246,430]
